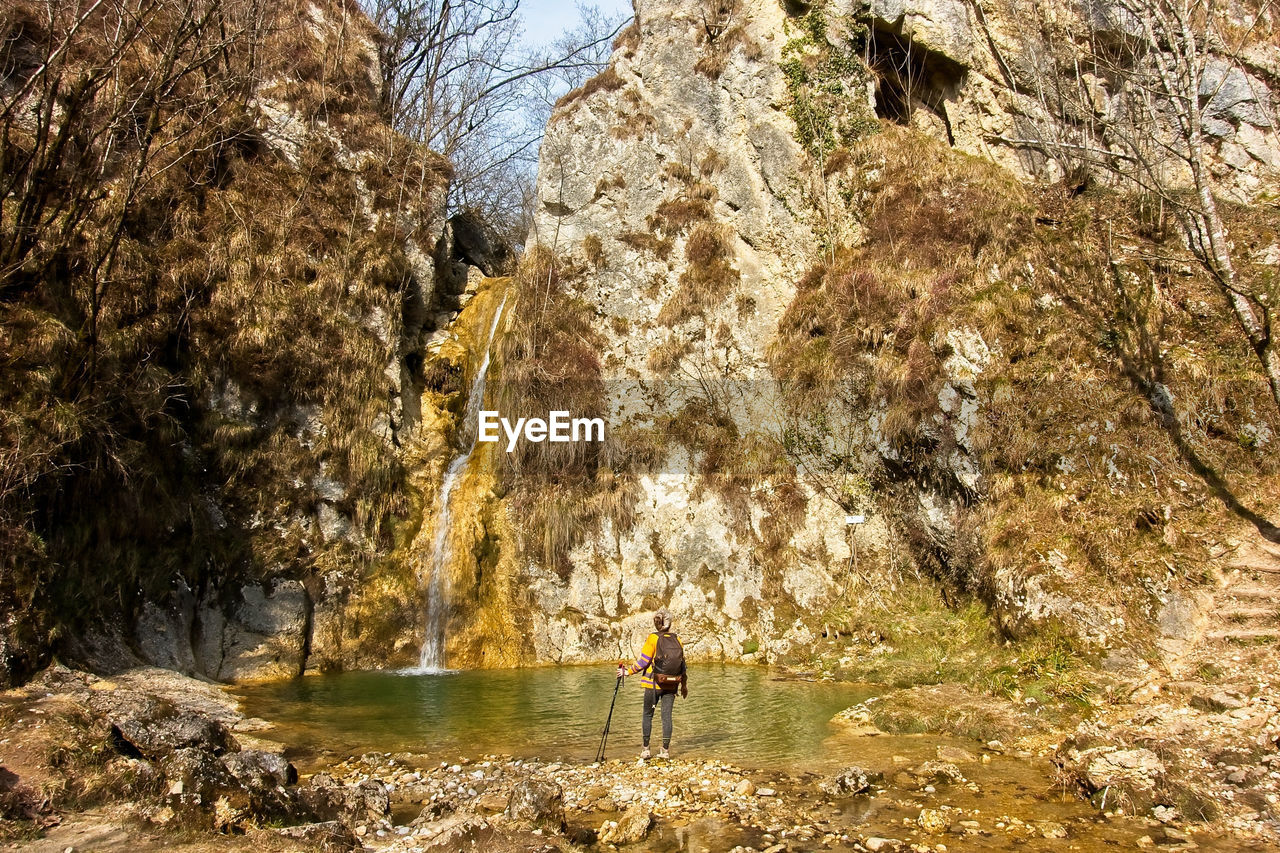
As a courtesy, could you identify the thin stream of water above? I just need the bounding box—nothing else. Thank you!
[414,294,507,673]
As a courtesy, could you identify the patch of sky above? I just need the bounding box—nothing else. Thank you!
[520,0,633,53]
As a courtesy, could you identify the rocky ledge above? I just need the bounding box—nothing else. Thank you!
[5,662,1280,852]
[303,749,1014,852]
[0,666,391,851]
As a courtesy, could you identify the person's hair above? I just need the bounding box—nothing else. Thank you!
[653,608,672,630]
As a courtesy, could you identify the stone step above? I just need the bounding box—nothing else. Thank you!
[1229,540,1280,559]
[1220,619,1278,633]
[1205,628,1279,643]
[1218,604,1280,617]
[1220,587,1278,601]
[1230,573,1280,586]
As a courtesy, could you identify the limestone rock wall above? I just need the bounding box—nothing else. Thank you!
[531,0,812,372]
[52,0,467,682]
[509,0,1044,666]
[24,0,1275,684]
[507,0,1280,666]
[521,0,868,664]
[841,0,1279,200]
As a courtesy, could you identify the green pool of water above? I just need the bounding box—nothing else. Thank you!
[236,664,876,768]
[236,665,1262,852]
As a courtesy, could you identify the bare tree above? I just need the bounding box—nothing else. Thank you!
[1,0,261,318]
[778,382,873,514]
[361,0,625,236]
[1104,0,1279,413]
[0,0,276,668]
[1010,0,1280,413]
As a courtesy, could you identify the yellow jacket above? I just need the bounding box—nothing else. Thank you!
[624,631,684,690]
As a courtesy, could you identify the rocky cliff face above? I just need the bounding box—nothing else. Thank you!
[0,0,507,684]
[843,0,1279,200]
[499,0,1280,666]
[117,5,535,681]
[515,0,863,664]
[4,0,1278,685]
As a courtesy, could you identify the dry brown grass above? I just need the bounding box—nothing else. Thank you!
[824,146,853,175]
[774,126,1031,433]
[594,174,628,199]
[582,234,606,269]
[646,336,693,374]
[617,231,673,260]
[554,66,625,112]
[612,20,640,54]
[610,90,655,139]
[692,0,760,79]
[611,110,657,140]
[0,0,445,668]
[657,223,741,325]
[495,247,605,479]
[649,196,715,237]
[772,125,1280,626]
[699,150,727,176]
[492,248,651,578]
[664,161,695,183]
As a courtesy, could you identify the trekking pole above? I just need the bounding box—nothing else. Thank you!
[596,672,623,763]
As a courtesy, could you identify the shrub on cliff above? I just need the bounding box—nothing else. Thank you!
[493,248,642,577]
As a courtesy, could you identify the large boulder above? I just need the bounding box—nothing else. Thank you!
[1080,748,1165,808]
[599,805,653,844]
[160,748,238,801]
[276,821,363,853]
[221,750,298,788]
[134,584,198,673]
[821,765,882,796]
[909,760,965,787]
[504,778,565,832]
[298,773,390,827]
[218,750,307,825]
[1056,743,1166,812]
[109,701,238,759]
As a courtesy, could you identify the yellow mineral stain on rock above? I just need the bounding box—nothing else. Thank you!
[405,278,527,670]
[301,278,518,673]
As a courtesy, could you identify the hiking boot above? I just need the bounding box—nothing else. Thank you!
[640,746,651,760]
[658,747,669,759]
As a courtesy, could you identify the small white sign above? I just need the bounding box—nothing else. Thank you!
[845,515,866,525]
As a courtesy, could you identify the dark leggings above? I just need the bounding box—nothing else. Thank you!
[642,688,675,748]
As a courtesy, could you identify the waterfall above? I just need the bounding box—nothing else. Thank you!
[414,294,507,673]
